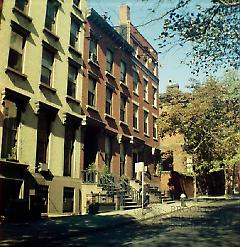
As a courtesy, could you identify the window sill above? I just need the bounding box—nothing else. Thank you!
[133,92,139,97]
[0,158,28,167]
[153,137,158,142]
[39,82,57,94]
[66,95,80,105]
[120,81,128,89]
[87,105,98,113]
[120,121,128,127]
[104,113,115,121]
[12,7,33,22]
[105,70,116,80]
[5,67,28,80]
[69,46,82,58]
[144,99,149,104]
[144,133,150,138]
[43,28,60,41]
[152,105,158,110]
[72,3,83,15]
[133,127,139,133]
[88,59,100,68]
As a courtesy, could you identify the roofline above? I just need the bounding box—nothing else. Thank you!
[87,8,134,54]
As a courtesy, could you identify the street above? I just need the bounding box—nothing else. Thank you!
[4,200,238,247]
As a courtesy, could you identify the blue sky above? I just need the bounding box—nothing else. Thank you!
[88,0,209,92]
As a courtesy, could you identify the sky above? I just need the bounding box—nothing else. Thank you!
[88,0,209,93]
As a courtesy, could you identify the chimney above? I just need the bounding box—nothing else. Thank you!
[119,4,130,24]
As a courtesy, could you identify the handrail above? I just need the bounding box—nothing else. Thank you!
[81,170,141,205]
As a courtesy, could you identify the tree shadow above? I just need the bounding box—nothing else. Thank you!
[1,201,240,246]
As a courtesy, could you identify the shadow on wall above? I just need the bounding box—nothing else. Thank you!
[168,171,194,199]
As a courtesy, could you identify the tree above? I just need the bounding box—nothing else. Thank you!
[141,0,240,74]
[158,72,240,194]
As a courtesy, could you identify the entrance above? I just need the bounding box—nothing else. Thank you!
[84,126,99,169]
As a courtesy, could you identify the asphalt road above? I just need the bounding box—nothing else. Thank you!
[43,200,240,247]
[2,200,240,247]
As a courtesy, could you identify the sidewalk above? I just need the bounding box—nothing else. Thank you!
[0,197,239,246]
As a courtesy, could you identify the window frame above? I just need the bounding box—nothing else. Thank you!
[105,86,113,115]
[36,111,51,167]
[15,0,29,14]
[73,0,80,7]
[40,46,55,86]
[1,100,21,160]
[44,0,60,32]
[133,70,139,94]
[120,95,127,122]
[133,104,138,129]
[88,77,96,107]
[120,60,126,83]
[8,29,26,73]
[144,79,148,101]
[153,116,157,139]
[144,110,149,135]
[152,86,157,107]
[69,17,81,50]
[89,35,98,63]
[106,49,113,74]
[67,63,78,98]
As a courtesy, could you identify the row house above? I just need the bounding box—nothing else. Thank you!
[0,0,87,216]
[118,5,160,183]
[0,0,160,217]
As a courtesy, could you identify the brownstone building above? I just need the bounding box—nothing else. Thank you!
[80,6,160,184]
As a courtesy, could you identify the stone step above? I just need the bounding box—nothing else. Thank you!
[123,205,142,210]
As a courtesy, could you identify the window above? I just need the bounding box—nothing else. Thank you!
[73,0,80,7]
[70,18,81,49]
[105,136,112,172]
[133,71,139,94]
[8,30,26,72]
[44,0,59,32]
[36,111,51,168]
[15,0,29,13]
[133,104,138,129]
[152,60,157,75]
[64,122,76,177]
[106,49,113,73]
[1,100,20,160]
[144,79,148,101]
[40,47,54,86]
[120,96,126,122]
[67,63,78,98]
[120,142,126,177]
[144,110,148,135]
[88,77,96,107]
[132,41,138,56]
[63,187,74,213]
[105,87,113,115]
[152,86,157,107]
[89,36,97,63]
[153,116,157,139]
[120,60,126,83]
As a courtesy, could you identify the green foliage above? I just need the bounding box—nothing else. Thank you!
[159,71,240,173]
[153,0,240,73]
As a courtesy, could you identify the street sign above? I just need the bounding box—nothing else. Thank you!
[135,162,144,172]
